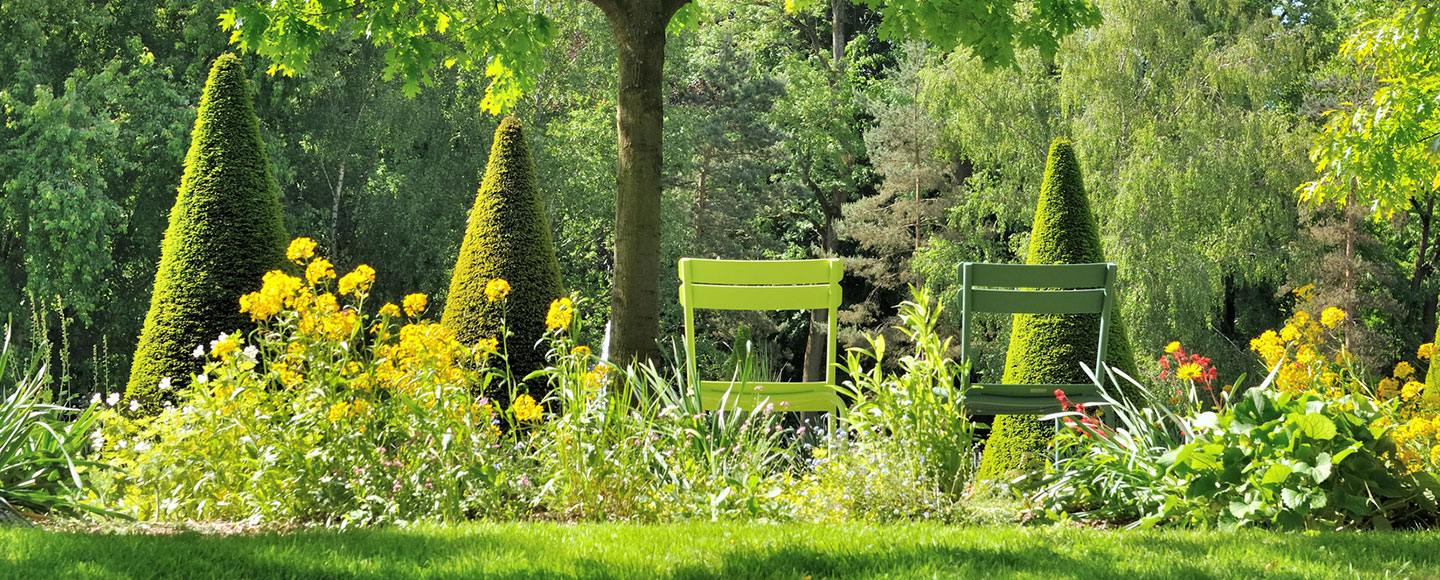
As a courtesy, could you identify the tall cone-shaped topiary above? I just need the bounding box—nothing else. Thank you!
[125,54,288,412]
[442,117,564,401]
[976,138,1140,482]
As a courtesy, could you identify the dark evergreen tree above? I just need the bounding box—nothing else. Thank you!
[125,54,289,412]
[442,117,564,401]
[976,138,1140,482]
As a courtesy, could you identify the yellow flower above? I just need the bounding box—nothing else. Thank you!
[1419,343,1436,360]
[287,237,317,264]
[210,334,239,359]
[1280,323,1300,343]
[546,297,574,331]
[1175,362,1203,382]
[327,401,350,422]
[513,394,543,422]
[584,365,611,390]
[1395,361,1416,380]
[306,258,336,285]
[378,303,401,317]
[485,279,512,302]
[314,293,339,314]
[403,293,428,317]
[338,265,376,297]
[1320,307,1346,328]
[1293,284,1316,302]
[475,338,499,356]
[1402,381,1425,400]
[1164,341,1180,354]
[1379,377,1401,398]
[571,345,591,359]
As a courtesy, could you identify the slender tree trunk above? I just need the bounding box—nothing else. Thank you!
[598,0,688,366]
[831,0,846,66]
[331,159,345,260]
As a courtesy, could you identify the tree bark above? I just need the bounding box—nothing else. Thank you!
[831,0,846,66]
[597,0,689,366]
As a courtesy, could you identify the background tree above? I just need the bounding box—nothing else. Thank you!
[223,0,1103,365]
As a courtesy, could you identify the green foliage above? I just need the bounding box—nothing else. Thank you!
[1027,373,1440,530]
[787,0,1101,66]
[977,138,1139,483]
[441,117,565,397]
[0,332,107,518]
[124,55,288,412]
[837,287,978,495]
[1300,4,1439,217]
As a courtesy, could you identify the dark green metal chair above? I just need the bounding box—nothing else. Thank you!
[958,262,1118,415]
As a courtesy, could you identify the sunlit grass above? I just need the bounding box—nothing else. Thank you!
[2,522,1437,579]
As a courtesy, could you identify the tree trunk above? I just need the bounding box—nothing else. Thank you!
[598,0,688,366]
[831,0,846,66]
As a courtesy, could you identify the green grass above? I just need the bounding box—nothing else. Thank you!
[2,522,1437,579]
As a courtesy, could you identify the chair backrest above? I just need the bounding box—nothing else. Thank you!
[679,258,845,413]
[958,262,1117,415]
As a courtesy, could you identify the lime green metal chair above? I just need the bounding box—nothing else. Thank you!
[679,258,845,413]
[958,262,1118,415]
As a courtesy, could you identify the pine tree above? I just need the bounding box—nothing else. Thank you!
[976,138,1140,482]
[442,117,564,400]
[125,54,288,411]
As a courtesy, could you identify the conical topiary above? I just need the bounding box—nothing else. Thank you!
[442,117,564,401]
[125,54,288,412]
[1427,304,1440,392]
[976,138,1140,482]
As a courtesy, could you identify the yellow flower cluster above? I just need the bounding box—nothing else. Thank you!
[583,364,612,391]
[1249,308,1348,395]
[546,297,574,331]
[379,303,400,317]
[287,237,317,264]
[1383,356,1440,474]
[372,322,468,394]
[240,271,305,321]
[485,279,511,302]
[512,394,543,422]
[403,293,428,317]
[339,265,376,297]
[306,258,335,285]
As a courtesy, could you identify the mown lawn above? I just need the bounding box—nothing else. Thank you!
[2,522,1437,579]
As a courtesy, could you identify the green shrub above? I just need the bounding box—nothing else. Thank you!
[124,54,287,412]
[442,117,564,401]
[977,138,1139,483]
[837,287,978,496]
[1023,368,1440,530]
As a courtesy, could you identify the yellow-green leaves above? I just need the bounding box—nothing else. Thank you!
[223,0,557,114]
[1300,5,1440,217]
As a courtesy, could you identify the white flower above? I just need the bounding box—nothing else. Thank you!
[90,393,102,406]
[129,399,140,412]
[210,333,229,351]
[242,346,258,361]
[106,392,120,406]
[133,441,151,453]
[158,377,172,391]
[195,374,208,385]
[193,344,206,358]
[181,406,195,415]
